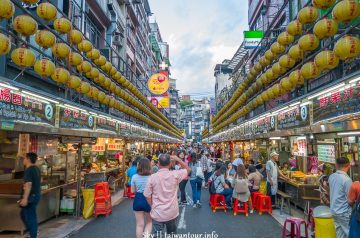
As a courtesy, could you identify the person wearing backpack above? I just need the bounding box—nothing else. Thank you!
[348,180,360,238]
[210,162,233,209]
[232,164,254,214]
[189,152,204,208]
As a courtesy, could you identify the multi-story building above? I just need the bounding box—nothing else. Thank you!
[214,59,232,112]
[169,78,180,128]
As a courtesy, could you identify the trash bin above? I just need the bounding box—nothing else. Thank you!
[82,189,95,219]
[313,206,336,238]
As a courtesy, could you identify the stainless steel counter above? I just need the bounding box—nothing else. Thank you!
[0,187,60,233]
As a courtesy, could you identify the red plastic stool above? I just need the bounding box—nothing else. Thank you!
[211,194,226,213]
[256,195,272,215]
[282,217,308,238]
[251,192,262,210]
[123,186,135,199]
[233,198,248,216]
[307,208,315,232]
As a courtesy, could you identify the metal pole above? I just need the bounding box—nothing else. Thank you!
[75,143,82,218]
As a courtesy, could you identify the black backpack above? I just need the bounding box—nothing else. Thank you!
[209,175,219,194]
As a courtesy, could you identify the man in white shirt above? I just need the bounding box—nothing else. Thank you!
[266,151,287,207]
[232,157,244,171]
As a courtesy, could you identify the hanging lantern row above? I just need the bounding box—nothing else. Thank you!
[0,0,181,137]
[212,0,360,133]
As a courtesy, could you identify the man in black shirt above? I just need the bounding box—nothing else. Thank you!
[19,152,41,238]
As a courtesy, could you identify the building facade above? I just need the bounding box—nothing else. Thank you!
[214,59,232,112]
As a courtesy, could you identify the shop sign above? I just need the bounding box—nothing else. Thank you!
[92,144,105,152]
[119,122,130,135]
[313,85,359,123]
[59,107,94,130]
[107,143,122,151]
[277,105,310,130]
[317,144,336,163]
[244,122,254,136]
[147,73,169,95]
[0,88,55,126]
[255,116,276,134]
[96,117,118,133]
[18,134,30,157]
[147,96,169,109]
[244,31,263,49]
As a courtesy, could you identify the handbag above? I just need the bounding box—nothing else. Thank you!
[195,162,204,179]
[234,177,249,194]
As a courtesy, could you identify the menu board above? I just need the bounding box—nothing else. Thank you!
[0,87,56,127]
[255,116,276,134]
[107,143,122,151]
[96,117,118,133]
[59,107,94,130]
[277,104,310,130]
[317,144,336,163]
[313,85,360,123]
[119,122,131,135]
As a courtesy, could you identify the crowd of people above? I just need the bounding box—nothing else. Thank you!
[125,145,360,238]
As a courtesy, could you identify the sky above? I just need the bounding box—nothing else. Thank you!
[149,0,248,98]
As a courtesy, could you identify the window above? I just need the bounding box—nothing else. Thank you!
[85,16,101,48]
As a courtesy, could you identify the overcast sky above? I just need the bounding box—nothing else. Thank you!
[149,0,248,98]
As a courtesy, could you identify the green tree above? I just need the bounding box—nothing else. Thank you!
[180,100,193,109]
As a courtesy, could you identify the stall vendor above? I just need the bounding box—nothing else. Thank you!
[266,152,288,206]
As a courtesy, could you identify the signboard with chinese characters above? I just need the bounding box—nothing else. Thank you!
[59,107,94,130]
[277,104,310,130]
[148,73,169,95]
[244,122,254,136]
[147,96,169,109]
[92,138,106,152]
[317,144,336,163]
[96,117,118,133]
[313,85,359,123]
[119,122,131,135]
[255,116,276,134]
[0,88,56,127]
[107,143,122,151]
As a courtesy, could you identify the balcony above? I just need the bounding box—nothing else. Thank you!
[126,29,137,49]
[248,0,264,26]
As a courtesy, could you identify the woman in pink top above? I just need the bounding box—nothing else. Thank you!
[248,165,263,193]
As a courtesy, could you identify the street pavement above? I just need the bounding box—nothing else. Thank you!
[71,184,282,238]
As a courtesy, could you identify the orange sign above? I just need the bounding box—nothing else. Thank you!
[148,73,169,95]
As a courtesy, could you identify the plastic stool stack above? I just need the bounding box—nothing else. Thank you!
[256,195,272,215]
[123,185,135,199]
[94,182,112,217]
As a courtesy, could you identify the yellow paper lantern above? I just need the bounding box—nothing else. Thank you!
[313,18,338,39]
[286,20,302,36]
[52,43,70,58]
[35,30,55,49]
[279,55,296,68]
[261,91,270,102]
[11,48,35,68]
[86,48,100,60]
[86,67,99,79]
[298,6,319,24]
[110,66,117,77]
[36,2,57,21]
[299,34,319,51]
[109,97,116,108]
[68,75,81,89]
[51,67,70,84]
[97,91,106,103]
[79,82,91,94]
[254,63,262,72]
[271,84,281,97]
[256,78,263,89]
[102,95,110,105]
[34,58,55,77]
[77,61,92,73]
[265,50,275,61]
[68,52,83,66]
[272,62,286,76]
[103,77,111,89]
[250,67,258,76]
[265,69,276,82]
[277,32,294,46]
[0,0,14,20]
[69,30,83,44]
[110,82,116,93]
[301,62,320,79]
[78,40,93,53]
[332,0,360,24]
[289,70,305,86]
[113,71,122,82]
[315,50,339,70]
[0,33,11,55]
[101,61,112,73]
[89,87,99,100]
[260,73,270,85]
[334,35,360,60]
[289,44,304,61]
[270,42,285,55]
[280,77,295,92]
[54,17,72,34]
[260,56,271,66]
[95,73,106,85]
[94,55,106,66]
[13,15,38,37]
[312,0,336,9]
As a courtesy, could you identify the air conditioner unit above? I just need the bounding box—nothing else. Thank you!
[113,35,123,46]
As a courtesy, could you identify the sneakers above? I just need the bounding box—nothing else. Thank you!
[250,209,254,214]
[179,201,187,206]
[196,201,202,208]
[193,204,198,208]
